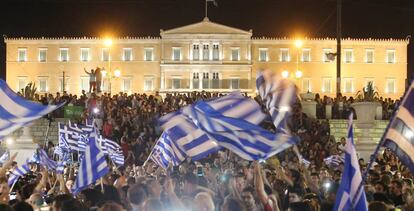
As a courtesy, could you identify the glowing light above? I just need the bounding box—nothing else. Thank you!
[405,130,414,139]
[295,40,303,48]
[104,38,113,47]
[101,69,107,78]
[280,106,290,112]
[295,70,303,78]
[114,69,121,78]
[281,71,289,78]
[93,107,100,114]
[6,137,13,145]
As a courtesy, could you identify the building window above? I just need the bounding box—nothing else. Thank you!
[344,49,353,63]
[144,48,154,61]
[212,72,220,88]
[123,48,133,61]
[102,48,110,61]
[322,78,331,93]
[386,78,396,94]
[280,48,290,62]
[259,48,268,62]
[323,49,333,62]
[302,48,311,62]
[38,48,47,62]
[172,48,181,61]
[193,44,199,61]
[144,77,154,91]
[59,48,69,62]
[202,72,209,89]
[302,78,311,93]
[80,76,89,91]
[80,48,90,62]
[193,72,200,89]
[172,78,181,89]
[386,49,396,64]
[231,48,240,61]
[37,77,48,92]
[203,44,209,61]
[213,44,219,61]
[230,78,240,89]
[122,78,132,92]
[58,77,69,92]
[365,49,374,63]
[18,48,27,62]
[17,77,27,91]
[343,78,354,93]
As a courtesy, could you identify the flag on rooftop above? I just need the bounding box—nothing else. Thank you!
[72,133,109,194]
[0,80,63,141]
[333,114,368,211]
[383,82,414,174]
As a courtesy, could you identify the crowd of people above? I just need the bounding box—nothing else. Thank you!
[1,89,410,211]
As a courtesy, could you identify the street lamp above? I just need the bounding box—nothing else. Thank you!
[103,38,115,93]
[281,70,303,80]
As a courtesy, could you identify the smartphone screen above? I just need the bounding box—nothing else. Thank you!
[9,192,16,200]
[197,166,203,176]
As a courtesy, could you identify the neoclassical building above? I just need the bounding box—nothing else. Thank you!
[5,18,408,98]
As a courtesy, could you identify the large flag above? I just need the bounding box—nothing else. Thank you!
[149,132,187,169]
[72,133,109,194]
[256,70,297,134]
[8,163,31,186]
[38,148,57,171]
[333,114,368,211]
[383,82,414,174]
[0,80,64,140]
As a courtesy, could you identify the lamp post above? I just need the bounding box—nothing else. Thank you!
[294,39,303,74]
[102,38,115,93]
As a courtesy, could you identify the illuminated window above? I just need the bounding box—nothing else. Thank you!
[59,48,69,62]
[144,48,154,61]
[302,78,311,93]
[122,78,132,92]
[38,48,47,62]
[323,49,333,62]
[172,78,181,89]
[280,48,290,62]
[231,48,240,61]
[80,76,89,91]
[343,78,354,93]
[259,48,268,62]
[18,48,27,62]
[365,49,374,63]
[123,48,133,61]
[37,77,48,92]
[172,47,181,61]
[102,48,110,61]
[192,44,199,61]
[212,72,220,89]
[386,49,396,64]
[386,79,396,94]
[230,78,240,89]
[322,78,331,93]
[203,44,210,61]
[213,44,220,61]
[302,48,311,62]
[80,48,90,61]
[344,49,353,63]
[144,77,154,91]
[17,77,27,91]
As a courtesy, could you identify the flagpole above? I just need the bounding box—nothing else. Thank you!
[205,0,208,18]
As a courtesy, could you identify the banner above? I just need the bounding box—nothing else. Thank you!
[64,106,84,119]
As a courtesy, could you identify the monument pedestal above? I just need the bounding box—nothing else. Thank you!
[355,124,377,161]
[9,127,37,165]
[302,101,317,119]
[325,104,332,119]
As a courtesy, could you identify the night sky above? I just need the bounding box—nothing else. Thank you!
[0,0,413,82]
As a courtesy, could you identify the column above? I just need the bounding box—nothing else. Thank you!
[160,71,165,90]
[248,70,252,90]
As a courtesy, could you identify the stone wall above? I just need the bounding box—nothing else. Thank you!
[7,118,67,144]
[329,119,388,143]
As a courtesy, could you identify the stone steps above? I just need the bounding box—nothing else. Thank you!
[329,120,388,144]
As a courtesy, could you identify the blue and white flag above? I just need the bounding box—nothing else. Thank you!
[56,161,66,174]
[324,154,344,167]
[8,163,31,186]
[383,82,414,174]
[99,137,124,166]
[256,70,297,134]
[0,151,9,164]
[0,80,63,140]
[333,114,368,211]
[150,132,187,169]
[72,134,109,194]
[38,148,57,171]
[58,123,79,152]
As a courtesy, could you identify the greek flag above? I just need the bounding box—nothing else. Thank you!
[38,148,57,171]
[333,114,368,211]
[256,70,297,133]
[0,80,63,140]
[383,82,414,174]
[99,137,124,166]
[150,132,187,169]
[72,134,109,194]
[58,123,79,152]
[8,163,31,186]
[324,154,344,167]
[56,161,66,174]
[0,151,9,164]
